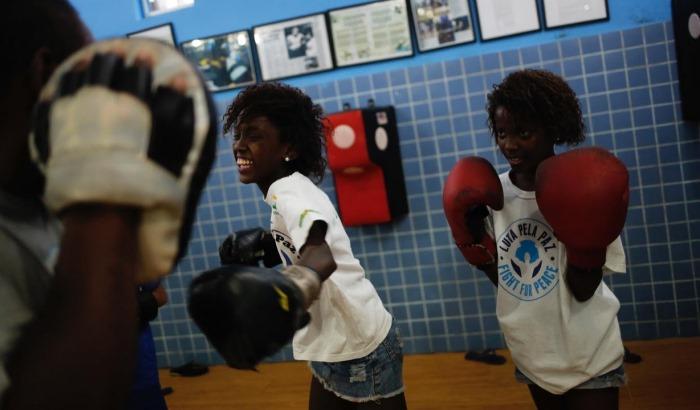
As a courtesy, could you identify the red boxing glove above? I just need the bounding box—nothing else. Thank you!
[443,157,504,266]
[536,147,629,269]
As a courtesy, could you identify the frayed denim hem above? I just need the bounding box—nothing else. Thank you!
[308,364,405,403]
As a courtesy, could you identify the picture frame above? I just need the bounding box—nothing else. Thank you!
[141,0,194,17]
[180,30,257,92]
[474,0,540,41]
[253,13,334,81]
[409,0,475,52]
[127,23,177,46]
[328,0,414,68]
[542,0,609,29]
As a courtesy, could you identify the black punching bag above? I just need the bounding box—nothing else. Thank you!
[672,0,700,121]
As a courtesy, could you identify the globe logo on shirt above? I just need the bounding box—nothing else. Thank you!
[496,218,560,301]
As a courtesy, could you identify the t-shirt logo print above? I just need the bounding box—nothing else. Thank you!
[497,219,559,301]
[271,229,297,266]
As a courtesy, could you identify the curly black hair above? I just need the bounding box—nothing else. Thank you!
[223,82,327,183]
[486,69,585,146]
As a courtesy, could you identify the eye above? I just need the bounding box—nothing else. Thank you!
[495,129,506,139]
[518,130,531,138]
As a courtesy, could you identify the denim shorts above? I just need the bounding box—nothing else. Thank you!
[515,365,627,390]
[308,321,404,403]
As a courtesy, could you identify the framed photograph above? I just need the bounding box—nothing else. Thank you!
[474,0,540,41]
[409,0,475,52]
[127,23,176,46]
[543,0,609,29]
[180,30,257,92]
[142,0,194,17]
[328,0,414,67]
[253,13,334,81]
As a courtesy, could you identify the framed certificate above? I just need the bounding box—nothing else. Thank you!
[141,0,194,17]
[409,0,475,52]
[474,0,541,41]
[253,13,334,81]
[180,30,257,92]
[328,0,414,67]
[127,23,177,46]
[543,0,609,29]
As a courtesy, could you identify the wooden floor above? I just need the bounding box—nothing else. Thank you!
[159,337,700,409]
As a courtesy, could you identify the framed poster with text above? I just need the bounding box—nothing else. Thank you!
[142,0,194,17]
[475,0,540,41]
[409,0,475,52]
[127,23,177,46]
[253,13,334,81]
[329,0,414,67]
[543,0,609,29]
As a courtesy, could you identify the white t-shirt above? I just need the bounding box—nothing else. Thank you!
[0,191,61,401]
[264,172,392,362]
[490,171,625,394]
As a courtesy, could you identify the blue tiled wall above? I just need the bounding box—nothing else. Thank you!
[153,21,700,367]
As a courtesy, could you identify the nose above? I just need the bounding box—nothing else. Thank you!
[500,134,519,151]
[232,137,245,154]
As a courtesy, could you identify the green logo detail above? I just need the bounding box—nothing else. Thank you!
[299,209,321,227]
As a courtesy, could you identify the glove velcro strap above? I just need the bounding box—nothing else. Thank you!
[282,265,321,309]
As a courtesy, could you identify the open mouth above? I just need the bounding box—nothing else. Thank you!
[505,156,523,166]
[237,158,253,172]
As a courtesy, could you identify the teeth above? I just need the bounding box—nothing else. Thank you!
[237,159,253,166]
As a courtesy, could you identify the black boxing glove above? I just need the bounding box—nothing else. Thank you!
[188,264,321,369]
[219,228,282,267]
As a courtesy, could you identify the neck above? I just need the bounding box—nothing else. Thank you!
[257,168,295,197]
[509,170,536,192]
[509,152,555,192]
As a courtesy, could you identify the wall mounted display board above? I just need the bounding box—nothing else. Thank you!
[127,23,177,46]
[142,0,194,17]
[253,13,334,81]
[180,30,257,92]
[474,0,540,40]
[409,0,475,51]
[329,0,414,67]
[543,0,609,28]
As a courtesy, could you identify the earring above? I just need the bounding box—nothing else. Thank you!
[284,156,291,162]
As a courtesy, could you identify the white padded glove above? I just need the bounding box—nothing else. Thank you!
[30,38,217,283]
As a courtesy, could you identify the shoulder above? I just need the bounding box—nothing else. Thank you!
[270,173,324,200]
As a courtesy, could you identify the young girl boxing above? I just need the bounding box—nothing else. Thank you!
[223,82,407,410]
[444,69,628,409]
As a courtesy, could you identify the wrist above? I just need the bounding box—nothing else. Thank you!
[282,265,322,309]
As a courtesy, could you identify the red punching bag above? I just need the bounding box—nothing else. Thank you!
[325,106,408,226]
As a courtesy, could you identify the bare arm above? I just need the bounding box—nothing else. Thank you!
[3,205,140,410]
[298,220,336,281]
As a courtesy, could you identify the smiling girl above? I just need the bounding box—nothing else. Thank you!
[222,83,407,410]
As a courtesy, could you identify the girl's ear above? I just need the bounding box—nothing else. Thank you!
[284,146,299,162]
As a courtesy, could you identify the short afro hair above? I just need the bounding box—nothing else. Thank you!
[487,69,585,146]
[223,82,327,183]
